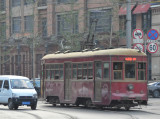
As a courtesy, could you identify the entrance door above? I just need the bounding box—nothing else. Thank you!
[94,61,102,101]
[64,63,72,100]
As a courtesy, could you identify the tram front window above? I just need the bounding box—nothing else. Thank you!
[113,62,122,80]
[125,63,135,78]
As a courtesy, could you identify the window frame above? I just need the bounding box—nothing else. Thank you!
[57,13,78,35]
[12,17,21,33]
[24,15,34,32]
[113,62,123,80]
[12,0,21,7]
[57,0,78,4]
[89,9,112,33]
[138,62,146,80]
[125,63,136,79]
[103,62,109,80]
[0,0,6,11]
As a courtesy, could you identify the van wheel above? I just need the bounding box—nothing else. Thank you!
[31,104,37,110]
[8,99,14,110]
[14,105,19,110]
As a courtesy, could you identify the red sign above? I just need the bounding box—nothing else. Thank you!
[133,29,144,39]
[133,43,144,52]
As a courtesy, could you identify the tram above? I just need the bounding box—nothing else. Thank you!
[41,48,148,110]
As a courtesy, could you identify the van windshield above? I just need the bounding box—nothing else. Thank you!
[10,79,34,89]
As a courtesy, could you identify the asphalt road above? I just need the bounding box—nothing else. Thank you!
[0,98,160,119]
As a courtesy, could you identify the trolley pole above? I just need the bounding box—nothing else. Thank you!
[126,0,132,48]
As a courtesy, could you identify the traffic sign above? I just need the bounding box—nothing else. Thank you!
[147,29,159,40]
[133,29,143,39]
[133,43,144,52]
[133,38,144,44]
[147,43,158,53]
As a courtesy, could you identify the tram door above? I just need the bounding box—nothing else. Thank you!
[94,61,102,101]
[64,63,72,100]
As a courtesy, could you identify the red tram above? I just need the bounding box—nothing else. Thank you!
[41,48,148,110]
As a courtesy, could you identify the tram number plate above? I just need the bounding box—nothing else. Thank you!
[22,102,30,105]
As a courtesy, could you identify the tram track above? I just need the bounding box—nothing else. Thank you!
[39,103,160,119]
[38,108,78,119]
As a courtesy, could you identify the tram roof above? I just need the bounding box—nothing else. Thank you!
[42,48,146,60]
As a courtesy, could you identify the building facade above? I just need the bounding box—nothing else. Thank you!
[0,0,159,80]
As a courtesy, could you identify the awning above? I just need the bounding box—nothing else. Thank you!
[133,3,150,14]
[118,5,135,15]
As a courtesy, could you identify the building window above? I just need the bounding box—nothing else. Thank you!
[142,10,151,33]
[42,18,47,37]
[132,14,136,31]
[90,9,112,33]
[24,16,33,32]
[0,0,6,11]
[12,0,21,7]
[119,15,126,37]
[12,17,21,33]
[57,13,78,35]
[24,0,34,5]
[38,0,47,6]
[57,0,78,4]
[0,22,6,39]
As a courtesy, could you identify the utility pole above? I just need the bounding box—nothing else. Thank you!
[126,0,132,48]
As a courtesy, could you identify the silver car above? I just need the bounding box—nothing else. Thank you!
[148,82,160,98]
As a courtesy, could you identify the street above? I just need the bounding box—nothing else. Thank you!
[0,98,160,119]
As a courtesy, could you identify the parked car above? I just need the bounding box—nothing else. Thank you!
[30,79,40,97]
[148,82,160,98]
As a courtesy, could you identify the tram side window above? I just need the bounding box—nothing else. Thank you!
[54,64,64,80]
[95,62,102,80]
[50,64,54,79]
[125,63,135,78]
[83,63,88,79]
[45,64,50,80]
[72,64,77,79]
[113,62,122,80]
[77,64,82,79]
[103,63,109,79]
[88,63,93,79]
[59,64,64,80]
[138,63,146,80]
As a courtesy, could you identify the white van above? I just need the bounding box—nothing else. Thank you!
[0,75,38,110]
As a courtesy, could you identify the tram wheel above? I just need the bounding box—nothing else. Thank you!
[125,106,130,111]
[60,103,64,107]
[85,99,92,108]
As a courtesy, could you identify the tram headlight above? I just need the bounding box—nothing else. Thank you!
[128,84,134,91]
